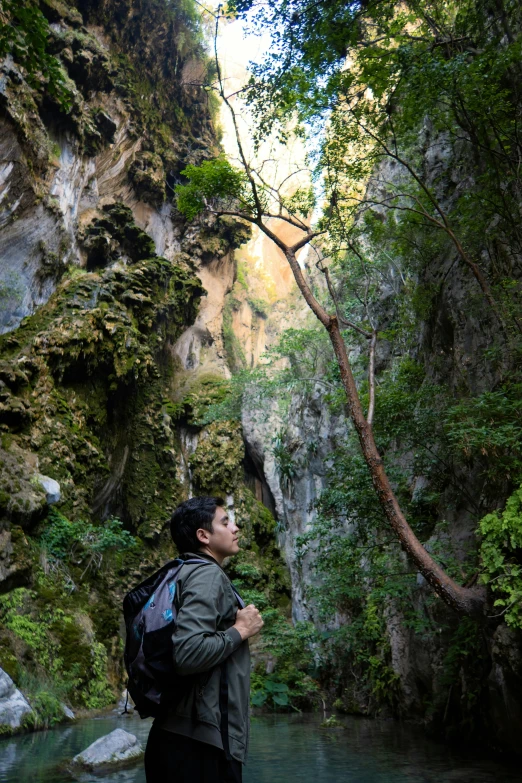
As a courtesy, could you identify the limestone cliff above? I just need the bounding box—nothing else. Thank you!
[0,0,287,730]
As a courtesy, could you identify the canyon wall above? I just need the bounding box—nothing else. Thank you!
[1,0,521,755]
[0,0,287,728]
[230,137,522,753]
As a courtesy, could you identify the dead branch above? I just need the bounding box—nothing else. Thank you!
[367,330,377,426]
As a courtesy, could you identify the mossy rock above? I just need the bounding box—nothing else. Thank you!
[128,152,166,205]
[40,0,83,27]
[0,58,53,174]
[82,203,156,267]
[0,445,48,527]
[189,421,244,496]
[0,228,203,520]
[171,373,231,426]
[121,373,185,538]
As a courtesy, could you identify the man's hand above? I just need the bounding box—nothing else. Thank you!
[232,604,264,641]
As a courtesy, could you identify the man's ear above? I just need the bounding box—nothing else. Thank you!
[196,527,210,545]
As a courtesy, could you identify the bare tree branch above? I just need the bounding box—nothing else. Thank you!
[367,330,377,426]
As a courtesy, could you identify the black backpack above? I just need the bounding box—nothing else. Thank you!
[122,556,210,719]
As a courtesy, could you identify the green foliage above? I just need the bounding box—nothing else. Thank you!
[271,430,300,490]
[188,420,245,495]
[30,691,65,729]
[40,508,137,581]
[0,588,114,709]
[281,186,316,219]
[445,385,522,483]
[223,297,247,372]
[0,0,73,110]
[247,296,269,318]
[18,671,69,730]
[250,615,319,711]
[251,674,292,709]
[438,617,489,737]
[171,374,232,426]
[176,156,254,220]
[229,0,522,352]
[479,485,522,628]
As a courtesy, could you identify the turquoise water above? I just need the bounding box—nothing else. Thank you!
[0,712,520,782]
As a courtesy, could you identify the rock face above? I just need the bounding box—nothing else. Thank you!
[0,668,32,732]
[71,728,143,771]
[0,0,248,536]
[0,0,286,737]
[230,113,522,753]
[237,151,522,753]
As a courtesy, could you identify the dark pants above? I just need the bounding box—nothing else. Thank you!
[145,725,243,783]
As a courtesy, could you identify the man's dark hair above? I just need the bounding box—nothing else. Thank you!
[170,496,224,554]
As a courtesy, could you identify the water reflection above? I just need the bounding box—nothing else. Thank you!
[0,714,152,783]
[0,712,519,783]
[246,715,522,783]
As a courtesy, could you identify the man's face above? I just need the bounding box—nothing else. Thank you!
[197,506,240,563]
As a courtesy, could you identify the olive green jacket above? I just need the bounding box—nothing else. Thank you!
[156,553,250,764]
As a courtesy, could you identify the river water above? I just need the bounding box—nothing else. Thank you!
[0,712,520,783]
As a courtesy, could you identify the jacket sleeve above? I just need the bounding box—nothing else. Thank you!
[172,566,243,676]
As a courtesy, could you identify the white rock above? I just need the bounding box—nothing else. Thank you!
[0,668,32,730]
[61,703,75,720]
[117,688,135,713]
[72,728,143,770]
[37,474,61,504]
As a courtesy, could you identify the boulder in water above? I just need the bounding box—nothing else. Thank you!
[71,728,144,772]
[0,668,32,733]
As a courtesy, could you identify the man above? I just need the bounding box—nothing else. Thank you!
[145,496,263,783]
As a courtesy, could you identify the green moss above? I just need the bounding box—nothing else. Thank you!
[82,203,157,268]
[236,260,249,290]
[223,298,246,373]
[122,371,185,538]
[189,421,244,496]
[229,487,290,608]
[174,373,231,426]
[0,648,19,682]
[247,296,269,318]
[0,227,203,517]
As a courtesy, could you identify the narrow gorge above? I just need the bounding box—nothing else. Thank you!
[0,0,521,766]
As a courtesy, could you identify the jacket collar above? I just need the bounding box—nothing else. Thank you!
[183,552,245,607]
[183,551,220,566]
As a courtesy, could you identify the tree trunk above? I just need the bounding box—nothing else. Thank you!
[282,245,484,616]
[327,318,485,616]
